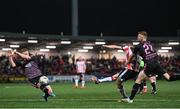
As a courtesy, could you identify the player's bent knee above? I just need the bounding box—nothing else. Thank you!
[135,78,143,84]
[116,79,123,86]
[40,84,49,90]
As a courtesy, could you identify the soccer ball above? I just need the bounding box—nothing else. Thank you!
[39,76,49,84]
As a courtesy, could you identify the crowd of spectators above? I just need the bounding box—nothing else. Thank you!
[0,54,180,79]
[159,56,180,75]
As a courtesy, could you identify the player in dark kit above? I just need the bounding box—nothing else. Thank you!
[92,44,157,98]
[8,48,55,102]
[121,31,180,103]
[92,44,145,99]
[116,55,146,99]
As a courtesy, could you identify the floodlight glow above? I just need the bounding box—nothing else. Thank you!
[46,46,56,49]
[95,41,106,45]
[28,40,38,43]
[78,49,88,52]
[2,48,12,51]
[0,39,5,42]
[158,50,169,53]
[10,45,20,48]
[161,47,172,50]
[168,42,179,45]
[61,41,71,44]
[68,51,71,55]
[117,50,124,52]
[133,42,139,45]
[83,46,93,49]
[40,49,50,52]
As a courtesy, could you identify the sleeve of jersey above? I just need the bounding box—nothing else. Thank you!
[133,46,139,55]
[129,47,133,56]
[122,46,128,53]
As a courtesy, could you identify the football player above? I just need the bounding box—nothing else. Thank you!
[121,31,180,103]
[8,48,55,102]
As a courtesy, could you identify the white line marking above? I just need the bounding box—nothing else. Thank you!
[0,98,180,102]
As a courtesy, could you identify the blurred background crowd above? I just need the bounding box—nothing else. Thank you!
[1,54,179,79]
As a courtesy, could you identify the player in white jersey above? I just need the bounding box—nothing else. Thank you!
[74,56,86,88]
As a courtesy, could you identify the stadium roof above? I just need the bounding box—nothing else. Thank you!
[0,32,179,53]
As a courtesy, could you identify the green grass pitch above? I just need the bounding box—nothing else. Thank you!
[0,80,180,108]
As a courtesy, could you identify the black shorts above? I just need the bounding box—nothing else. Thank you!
[77,73,85,78]
[118,68,139,82]
[28,75,42,86]
[144,60,165,77]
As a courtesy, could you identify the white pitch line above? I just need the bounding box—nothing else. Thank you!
[0,98,180,102]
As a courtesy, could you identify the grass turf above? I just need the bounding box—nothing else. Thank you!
[0,80,180,108]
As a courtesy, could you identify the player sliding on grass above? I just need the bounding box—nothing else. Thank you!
[92,45,133,85]
[92,44,133,82]
[92,44,157,99]
[8,48,55,102]
[121,31,180,103]
[92,55,145,99]
[92,44,141,99]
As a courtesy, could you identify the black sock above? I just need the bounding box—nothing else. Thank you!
[139,83,144,92]
[40,84,50,96]
[143,80,146,86]
[129,83,140,100]
[44,88,49,96]
[169,75,180,81]
[151,82,156,92]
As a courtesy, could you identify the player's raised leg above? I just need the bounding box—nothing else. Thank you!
[39,76,55,102]
[91,73,118,84]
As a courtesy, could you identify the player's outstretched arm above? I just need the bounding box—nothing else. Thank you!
[103,45,122,49]
[8,50,16,67]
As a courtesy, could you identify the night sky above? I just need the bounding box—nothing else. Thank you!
[0,0,179,36]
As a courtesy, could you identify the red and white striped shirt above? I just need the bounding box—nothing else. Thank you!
[76,61,86,73]
[122,45,133,70]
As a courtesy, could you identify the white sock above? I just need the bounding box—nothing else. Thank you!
[99,77,112,83]
[82,81,85,87]
[75,79,78,87]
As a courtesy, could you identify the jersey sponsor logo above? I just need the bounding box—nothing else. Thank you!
[145,52,157,60]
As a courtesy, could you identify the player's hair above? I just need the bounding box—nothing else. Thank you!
[138,31,148,39]
[20,48,33,56]
[19,48,31,56]
[20,48,29,53]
